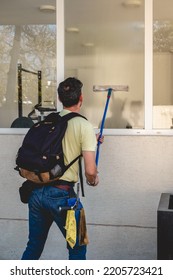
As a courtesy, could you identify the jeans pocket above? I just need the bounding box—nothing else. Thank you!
[43,186,69,199]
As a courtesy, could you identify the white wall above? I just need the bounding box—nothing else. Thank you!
[0,134,173,260]
[153,53,173,105]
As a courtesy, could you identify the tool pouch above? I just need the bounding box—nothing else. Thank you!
[19,180,37,203]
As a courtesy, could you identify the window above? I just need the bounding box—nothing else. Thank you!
[64,0,145,130]
[1,1,173,134]
[0,2,56,129]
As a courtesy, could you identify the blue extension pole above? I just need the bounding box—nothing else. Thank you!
[96,88,112,166]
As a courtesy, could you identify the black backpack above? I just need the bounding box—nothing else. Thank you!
[15,112,86,184]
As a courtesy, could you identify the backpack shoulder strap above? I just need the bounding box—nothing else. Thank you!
[44,111,87,123]
[61,112,87,122]
[43,112,60,123]
[79,157,85,197]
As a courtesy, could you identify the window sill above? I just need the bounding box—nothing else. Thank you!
[1,128,173,136]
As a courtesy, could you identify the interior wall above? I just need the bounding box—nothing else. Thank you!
[153,52,173,105]
[66,51,173,129]
[0,134,173,260]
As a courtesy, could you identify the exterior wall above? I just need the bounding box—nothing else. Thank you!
[0,134,173,260]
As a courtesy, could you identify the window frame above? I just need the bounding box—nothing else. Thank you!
[1,0,173,136]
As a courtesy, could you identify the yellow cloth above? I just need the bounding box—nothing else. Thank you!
[65,210,77,248]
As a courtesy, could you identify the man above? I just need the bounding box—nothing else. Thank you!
[21,77,100,260]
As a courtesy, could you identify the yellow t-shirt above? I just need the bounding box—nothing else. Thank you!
[59,109,97,183]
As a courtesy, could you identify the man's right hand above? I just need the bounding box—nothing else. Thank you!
[86,174,99,186]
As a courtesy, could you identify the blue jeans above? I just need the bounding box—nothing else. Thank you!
[21,185,87,260]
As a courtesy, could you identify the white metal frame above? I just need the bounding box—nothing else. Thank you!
[56,0,64,112]
[1,0,173,136]
[145,0,153,131]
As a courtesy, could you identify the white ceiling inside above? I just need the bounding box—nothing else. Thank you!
[0,0,56,25]
[65,0,145,55]
[0,0,173,54]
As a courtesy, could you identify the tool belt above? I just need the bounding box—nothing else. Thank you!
[19,180,75,204]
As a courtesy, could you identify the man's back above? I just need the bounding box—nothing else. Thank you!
[60,109,97,183]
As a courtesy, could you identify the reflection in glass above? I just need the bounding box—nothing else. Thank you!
[0,24,56,128]
[65,0,144,129]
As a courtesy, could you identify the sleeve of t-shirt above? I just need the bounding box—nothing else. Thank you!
[81,121,97,151]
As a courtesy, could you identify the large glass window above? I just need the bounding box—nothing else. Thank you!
[0,2,56,128]
[153,0,173,129]
[64,0,145,129]
[2,1,173,133]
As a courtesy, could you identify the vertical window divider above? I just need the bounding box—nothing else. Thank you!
[56,0,64,111]
[145,0,153,130]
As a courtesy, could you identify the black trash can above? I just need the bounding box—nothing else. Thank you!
[157,193,173,259]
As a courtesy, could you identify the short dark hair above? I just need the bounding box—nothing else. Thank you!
[57,77,83,107]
